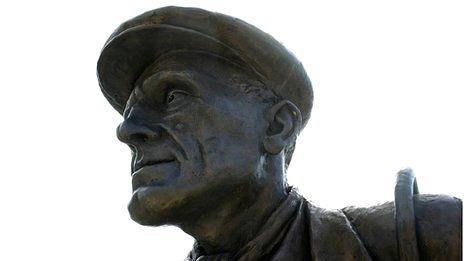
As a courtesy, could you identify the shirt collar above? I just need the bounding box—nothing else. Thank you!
[188,188,304,260]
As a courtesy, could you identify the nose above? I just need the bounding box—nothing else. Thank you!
[116,119,161,145]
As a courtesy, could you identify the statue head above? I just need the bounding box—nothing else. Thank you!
[97,6,313,228]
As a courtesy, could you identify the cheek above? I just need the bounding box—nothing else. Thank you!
[164,102,266,177]
[196,106,265,175]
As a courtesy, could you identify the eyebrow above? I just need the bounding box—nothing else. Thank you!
[140,71,200,102]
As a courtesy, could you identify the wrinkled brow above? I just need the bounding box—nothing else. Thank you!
[123,72,201,116]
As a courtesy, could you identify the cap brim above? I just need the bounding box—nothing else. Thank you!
[97,24,246,114]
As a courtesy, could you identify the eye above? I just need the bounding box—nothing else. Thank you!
[167,92,176,103]
[165,90,189,105]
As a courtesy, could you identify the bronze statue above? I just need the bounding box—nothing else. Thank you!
[97,6,462,260]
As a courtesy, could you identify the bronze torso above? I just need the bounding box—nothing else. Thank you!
[187,171,461,260]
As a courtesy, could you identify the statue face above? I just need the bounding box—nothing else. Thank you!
[117,53,271,226]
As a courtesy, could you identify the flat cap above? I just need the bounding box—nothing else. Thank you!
[97,6,313,126]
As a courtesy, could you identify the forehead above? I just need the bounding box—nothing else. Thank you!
[136,51,260,90]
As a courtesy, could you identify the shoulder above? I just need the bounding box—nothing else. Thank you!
[342,201,398,260]
[342,169,462,260]
[343,194,462,260]
[414,194,462,259]
[307,204,372,260]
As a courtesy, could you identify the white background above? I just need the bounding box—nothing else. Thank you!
[0,0,462,260]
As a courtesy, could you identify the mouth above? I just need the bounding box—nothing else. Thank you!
[131,157,180,190]
[132,158,177,174]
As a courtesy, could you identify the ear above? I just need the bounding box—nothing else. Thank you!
[263,100,302,155]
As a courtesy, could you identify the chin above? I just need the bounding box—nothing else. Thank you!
[127,187,180,226]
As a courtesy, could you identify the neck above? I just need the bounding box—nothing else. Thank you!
[180,154,288,255]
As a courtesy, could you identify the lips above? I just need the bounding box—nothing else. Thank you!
[131,157,180,190]
[133,157,176,174]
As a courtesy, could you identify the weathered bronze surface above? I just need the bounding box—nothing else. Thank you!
[97,6,462,260]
